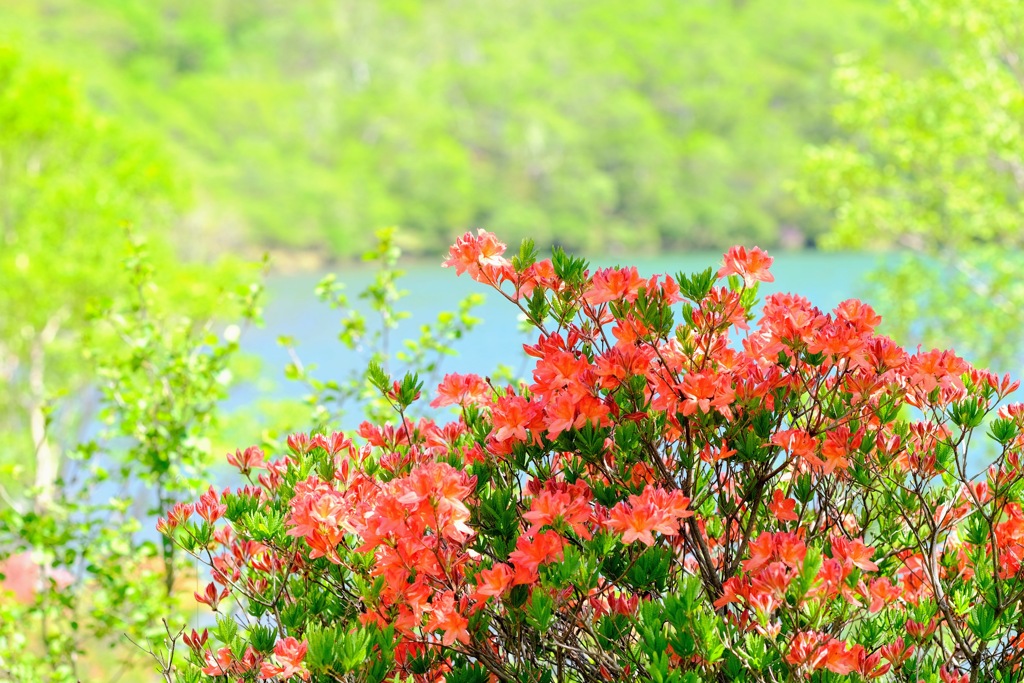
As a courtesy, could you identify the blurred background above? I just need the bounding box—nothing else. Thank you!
[2,0,1024,680]
[0,0,964,261]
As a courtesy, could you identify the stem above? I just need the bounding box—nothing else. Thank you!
[29,312,65,512]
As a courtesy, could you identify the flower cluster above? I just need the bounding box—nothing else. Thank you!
[161,232,1024,683]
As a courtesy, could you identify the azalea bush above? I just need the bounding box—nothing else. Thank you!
[160,231,1024,683]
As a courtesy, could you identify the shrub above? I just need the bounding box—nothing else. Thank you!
[160,232,1024,683]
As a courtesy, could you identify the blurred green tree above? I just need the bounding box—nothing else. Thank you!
[800,0,1024,371]
[0,44,260,682]
[0,43,186,507]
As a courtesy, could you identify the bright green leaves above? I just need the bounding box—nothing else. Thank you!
[474,486,519,559]
[212,616,240,654]
[795,547,823,599]
[874,392,904,424]
[525,288,552,328]
[512,238,539,274]
[967,603,1000,643]
[247,624,278,655]
[961,513,989,547]
[0,41,195,492]
[240,507,287,544]
[366,362,393,395]
[676,268,716,303]
[989,417,1020,446]
[0,0,910,262]
[564,422,609,462]
[549,247,590,326]
[303,623,395,682]
[524,590,555,635]
[733,424,771,466]
[801,0,1024,370]
[950,397,987,429]
[0,219,259,680]
[626,547,673,595]
[540,544,599,594]
[444,664,491,683]
[551,247,590,288]
[633,288,675,339]
[638,602,672,682]
[659,580,727,672]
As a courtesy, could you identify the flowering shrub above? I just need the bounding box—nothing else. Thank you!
[161,232,1024,683]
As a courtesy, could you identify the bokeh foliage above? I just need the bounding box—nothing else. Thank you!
[0,42,260,682]
[800,0,1024,371]
[0,42,185,490]
[0,0,913,258]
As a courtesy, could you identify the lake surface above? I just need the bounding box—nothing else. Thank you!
[126,249,1012,539]
[237,250,883,416]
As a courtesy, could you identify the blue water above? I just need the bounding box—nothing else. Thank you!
[100,250,879,527]
[237,250,882,414]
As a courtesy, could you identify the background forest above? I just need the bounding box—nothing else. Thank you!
[1,0,921,259]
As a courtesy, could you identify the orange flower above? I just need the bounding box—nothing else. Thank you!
[425,591,470,646]
[431,373,492,409]
[831,535,878,572]
[259,637,310,681]
[821,426,861,475]
[442,229,509,284]
[717,245,775,286]
[771,429,825,469]
[678,370,736,420]
[523,488,593,539]
[544,391,587,439]
[531,349,592,397]
[606,488,692,546]
[584,266,647,305]
[879,637,914,667]
[490,393,539,444]
[509,530,565,581]
[742,532,776,573]
[864,577,901,614]
[469,563,514,608]
[767,489,799,522]
[742,532,807,573]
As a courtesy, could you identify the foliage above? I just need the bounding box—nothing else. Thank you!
[0,44,261,683]
[0,0,914,258]
[799,0,1024,370]
[0,41,186,498]
[0,235,261,682]
[159,232,1024,682]
[0,209,485,681]
[278,227,486,432]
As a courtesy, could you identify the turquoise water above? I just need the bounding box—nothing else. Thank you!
[237,250,882,409]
